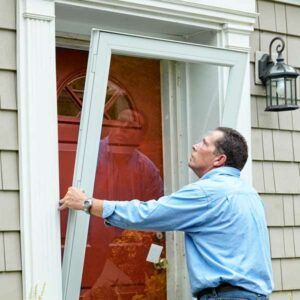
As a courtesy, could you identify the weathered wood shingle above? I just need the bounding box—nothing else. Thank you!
[283,195,295,226]
[257,1,276,32]
[0,111,18,150]
[281,259,300,290]
[0,151,19,190]
[4,232,21,271]
[251,128,263,160]
[273,163,300,194]
[262,194,284,226]
[270,228,285,258]
[262,130,274,160]
[256,96,279,129]
[251,96,259,127]
[0,71,17,110]
[273,131,293,161]
[272,259,282,291]
[0,234,4,271]
[274,3,287,34]
[0,192,20,231]
[294,196,300,226]
[292,109,300,131]
[286,5,300,36]
[0,272,22,300]
[263,162,276,193]
[0,0,15,30]
[0,30,16,70]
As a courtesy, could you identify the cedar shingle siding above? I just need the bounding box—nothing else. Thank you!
[0,0,22,299]
[251,1,300,299]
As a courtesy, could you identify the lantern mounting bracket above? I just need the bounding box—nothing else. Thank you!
[258,53,273,85]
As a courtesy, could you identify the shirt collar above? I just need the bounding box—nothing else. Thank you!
[201,166,240,180]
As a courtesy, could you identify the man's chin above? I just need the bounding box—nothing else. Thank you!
[188,162,202,177]
[188,162,196,172]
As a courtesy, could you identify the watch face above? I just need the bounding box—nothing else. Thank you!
[84,199,92,213]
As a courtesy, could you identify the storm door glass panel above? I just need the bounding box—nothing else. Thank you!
[81,55,165,299]
[57,49,165,300]
[62,30,248,300]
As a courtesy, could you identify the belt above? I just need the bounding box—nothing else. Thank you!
[195,283,246,299]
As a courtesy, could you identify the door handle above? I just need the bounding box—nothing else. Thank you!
[154,258,168,270]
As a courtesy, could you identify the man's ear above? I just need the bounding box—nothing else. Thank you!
[213,154,227,167]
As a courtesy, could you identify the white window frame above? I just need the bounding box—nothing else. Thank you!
[61,29,248,300]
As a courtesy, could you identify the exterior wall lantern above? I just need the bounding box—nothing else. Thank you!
[259,37,299,111]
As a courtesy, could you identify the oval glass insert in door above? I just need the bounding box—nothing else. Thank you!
[57,48,166,299]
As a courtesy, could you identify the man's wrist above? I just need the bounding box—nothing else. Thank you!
[90,199,104,218]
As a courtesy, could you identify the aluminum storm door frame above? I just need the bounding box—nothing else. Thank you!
[62,29,248,300]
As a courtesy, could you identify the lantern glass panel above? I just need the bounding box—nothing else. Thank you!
[270,78,282,105]
[266,79,272,107]
[291,78,297,105]
[285,78,293,101]
[293,78,297,105]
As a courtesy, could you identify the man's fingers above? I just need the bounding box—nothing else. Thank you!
[59,197,66,204]
[58,202,68,211]
[59,194,71,202]
[59,197,70,210]
[59,198,73,210]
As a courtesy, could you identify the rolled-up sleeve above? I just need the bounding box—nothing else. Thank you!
[102,201,116,219]
[102,182,210,232]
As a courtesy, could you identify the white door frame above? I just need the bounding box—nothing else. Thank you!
[17,1,254,300]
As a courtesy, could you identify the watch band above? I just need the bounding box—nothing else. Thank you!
[83,198,93,214]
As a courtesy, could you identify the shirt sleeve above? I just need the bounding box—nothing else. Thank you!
[102,183,211,232]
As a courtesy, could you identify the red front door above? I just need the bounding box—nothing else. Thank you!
[57,47,167,299]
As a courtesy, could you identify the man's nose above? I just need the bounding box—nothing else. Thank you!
[192,143,200,151]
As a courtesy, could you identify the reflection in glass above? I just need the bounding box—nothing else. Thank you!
[58,77,135,122]
[81,108,165,300]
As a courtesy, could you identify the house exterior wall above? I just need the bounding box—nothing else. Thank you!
[0,0,22,299]
[251,1,300,299]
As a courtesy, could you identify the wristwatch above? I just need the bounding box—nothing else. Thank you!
[83,198,93,214]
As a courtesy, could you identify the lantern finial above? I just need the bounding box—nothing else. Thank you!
[268,37,285,63]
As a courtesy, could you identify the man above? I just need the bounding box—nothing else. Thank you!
[96,108,163,201]
[60,127,274,300]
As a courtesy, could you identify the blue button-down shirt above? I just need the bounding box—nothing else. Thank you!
[103,166,274,296]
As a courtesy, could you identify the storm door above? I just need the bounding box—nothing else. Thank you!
[57,48,165,299]
[60,30,248,300]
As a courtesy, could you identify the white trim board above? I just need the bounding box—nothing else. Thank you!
[17,0,62,300]
[272,0,300,6]
[56,0,257,25]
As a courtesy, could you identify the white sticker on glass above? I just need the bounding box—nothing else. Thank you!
[146,243,163,263]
